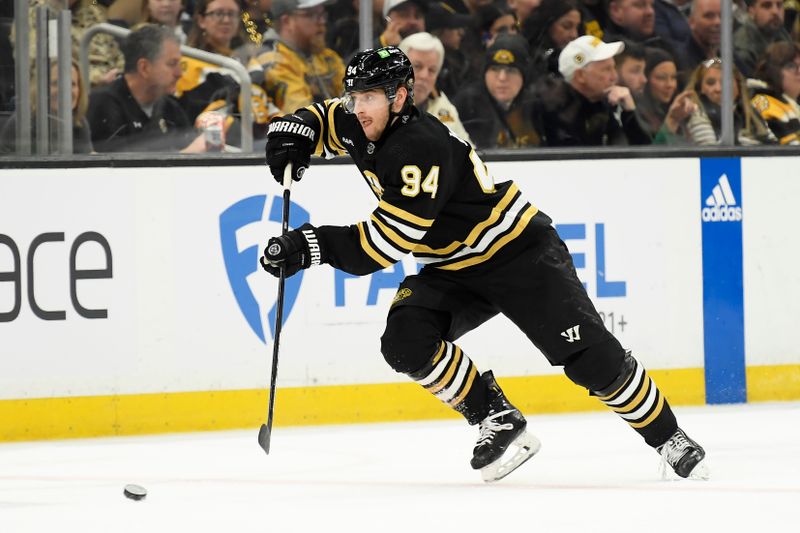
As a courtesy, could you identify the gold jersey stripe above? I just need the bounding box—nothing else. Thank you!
[427,346,462,394]
[431,341,447,367]
[610,377,650,414]
[357,222,394,268]
[596,369,636,401]
[378,200,435,228]
[628,391,665,429]
[326,100,347,153]
[370,214,416,252]
[447,364,477,408]
[435,205,538,270]
[305,104,325,156]
[414,183,520,256]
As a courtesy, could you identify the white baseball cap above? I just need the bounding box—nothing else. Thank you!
[558,35,625,81]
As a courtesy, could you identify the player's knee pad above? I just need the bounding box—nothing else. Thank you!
[563,336,633,393]
[380,306,448,374]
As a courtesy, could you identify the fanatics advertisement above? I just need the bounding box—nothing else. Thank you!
[0,157,796,403]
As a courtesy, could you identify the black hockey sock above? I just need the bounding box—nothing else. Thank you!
[594,357,678,448]
[408,340,489,425]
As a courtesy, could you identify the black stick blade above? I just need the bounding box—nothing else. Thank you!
[258,423,271,454]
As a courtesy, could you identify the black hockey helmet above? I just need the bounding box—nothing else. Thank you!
[342,46,415,113]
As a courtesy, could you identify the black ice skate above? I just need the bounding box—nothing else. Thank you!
[657,428,709,480]
[471,372,541,482]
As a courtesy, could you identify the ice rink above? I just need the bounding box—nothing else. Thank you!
[1,401,798,533]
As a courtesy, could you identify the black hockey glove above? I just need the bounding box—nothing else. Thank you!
[260,223,325,278]
[265,115,316,183]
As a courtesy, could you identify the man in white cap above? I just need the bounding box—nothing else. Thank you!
[257,0,345,114]
[532,35,651,146]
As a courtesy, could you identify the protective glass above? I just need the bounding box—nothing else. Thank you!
[341,90,390,114]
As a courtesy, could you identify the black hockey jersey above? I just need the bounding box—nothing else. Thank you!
[292,99,550,275]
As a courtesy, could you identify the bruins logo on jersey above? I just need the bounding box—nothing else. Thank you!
[391,288,413,305]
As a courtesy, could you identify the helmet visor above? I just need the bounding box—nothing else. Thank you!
[341,90,391,114]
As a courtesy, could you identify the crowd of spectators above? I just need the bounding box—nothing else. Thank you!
[1,0,800,155]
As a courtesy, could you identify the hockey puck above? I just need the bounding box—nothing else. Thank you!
[123,484,147,501]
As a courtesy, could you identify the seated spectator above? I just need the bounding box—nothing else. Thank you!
[87,24,206,152]
[675,0,721,77]
[12,0,125,87]
[326,0,382,59]
[734,0,793,77]
[749,41,800,145]
[180,0,277,143]
[143,0,188,43]
[653,0,691,52]
[453,34,540,148]
[427,2,474,99]
[475,2,517,49]
[378,0,427,47]
[676,58,771,145]
[398,32,473,144]
[0,58,93,154]
[635,47,678,138]
[615,39,647,95]
[522,0,582,79]
[532,35,650,146]
[605,0,674,54]
[257,0,345,114]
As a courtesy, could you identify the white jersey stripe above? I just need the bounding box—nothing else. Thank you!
[367,220,409,261]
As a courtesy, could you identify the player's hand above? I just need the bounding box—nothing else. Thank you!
[605,85,635,111]
[260,223,324,278]
[265,116,315,183]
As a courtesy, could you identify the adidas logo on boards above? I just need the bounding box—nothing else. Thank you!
[702,174,742,222]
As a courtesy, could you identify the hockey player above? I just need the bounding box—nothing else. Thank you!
[260,46,709,482]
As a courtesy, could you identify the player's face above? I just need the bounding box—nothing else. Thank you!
[647,60,678,104]
[406,48,440,105]
[350,88,392,141]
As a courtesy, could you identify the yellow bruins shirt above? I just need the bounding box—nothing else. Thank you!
[176,55,278,127]
[750,88,800,145]
[257,41,346,115]
[290,100,551,275]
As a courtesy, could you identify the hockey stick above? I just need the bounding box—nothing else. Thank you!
[258,162,293,455]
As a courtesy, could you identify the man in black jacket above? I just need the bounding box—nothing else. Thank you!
[87,24,204,153]
[533,35,652,146]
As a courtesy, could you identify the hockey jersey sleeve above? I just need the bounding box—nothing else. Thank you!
[290,99,352,158]
[321,130,458,276]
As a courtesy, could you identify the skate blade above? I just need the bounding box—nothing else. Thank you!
[480,431,541,483]
[660,457,711,481]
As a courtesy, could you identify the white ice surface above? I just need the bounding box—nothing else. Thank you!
[1,402,798,533]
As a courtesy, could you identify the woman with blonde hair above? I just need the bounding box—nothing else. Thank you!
[0,58,92,154]
[682,58,770,145]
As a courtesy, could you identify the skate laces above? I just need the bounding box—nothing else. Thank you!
[660,431,691,466]
[475,410,515,447]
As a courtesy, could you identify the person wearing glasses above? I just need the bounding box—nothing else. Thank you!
[749,42,800,145]
[256,0,345,114]
[176,0,278,148]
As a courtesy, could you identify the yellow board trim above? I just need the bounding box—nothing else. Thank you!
[4,366,800,442]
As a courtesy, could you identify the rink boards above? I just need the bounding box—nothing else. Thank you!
[1,156,799,440]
